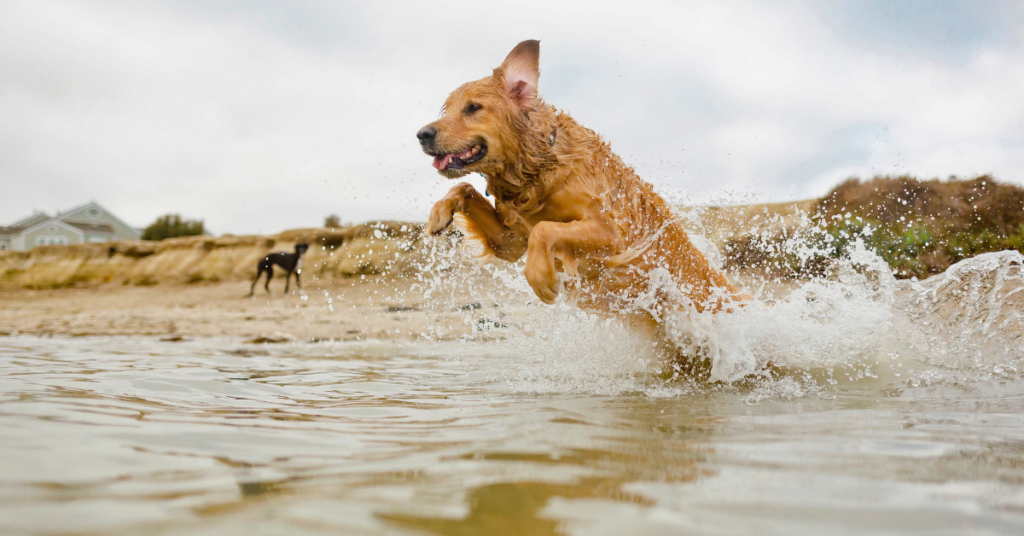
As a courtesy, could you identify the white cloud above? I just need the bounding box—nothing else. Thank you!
[1,0,1022,234]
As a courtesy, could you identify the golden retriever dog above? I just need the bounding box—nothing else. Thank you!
[417,40,749,318]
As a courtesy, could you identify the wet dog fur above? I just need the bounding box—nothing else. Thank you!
[417,40,750,316]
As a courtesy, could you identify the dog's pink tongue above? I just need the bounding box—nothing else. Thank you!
[432,154,451,170]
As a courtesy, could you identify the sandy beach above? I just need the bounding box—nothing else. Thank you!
[0,275,535,342]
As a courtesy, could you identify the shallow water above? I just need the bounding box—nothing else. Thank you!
[2,332,1024,535]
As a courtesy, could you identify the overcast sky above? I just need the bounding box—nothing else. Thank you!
[2,0,1023,234]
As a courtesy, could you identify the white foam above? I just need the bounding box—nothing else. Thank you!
[494,304,670,395]
[411,210,1024,398]
[897,250,1024,375]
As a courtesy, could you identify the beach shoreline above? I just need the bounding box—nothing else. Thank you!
[0,276,531,342]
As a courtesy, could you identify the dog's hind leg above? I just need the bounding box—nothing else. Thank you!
[249,267,264,297]
[264,266,273,295]
[284,269,291,295]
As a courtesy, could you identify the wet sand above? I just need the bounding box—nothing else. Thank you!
[0,276,534,342]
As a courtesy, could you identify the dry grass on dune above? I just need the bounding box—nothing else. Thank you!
[816,175,1024,238]
[0,221,424,290]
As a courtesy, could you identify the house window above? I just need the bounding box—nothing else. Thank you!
[36,236,68,246]
[87,208,101,219]
[87,236,109,243]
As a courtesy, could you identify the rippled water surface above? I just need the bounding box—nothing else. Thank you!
[2,334,1024,535]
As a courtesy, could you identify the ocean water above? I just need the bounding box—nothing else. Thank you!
[1,247,1023,535]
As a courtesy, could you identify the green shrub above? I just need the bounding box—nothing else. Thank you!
[135,276,158,287]
[142,214,205,241]
[724,176,1024,279]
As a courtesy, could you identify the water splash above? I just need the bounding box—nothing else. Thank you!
[897,250,1024,377]
[494,304,669,395]
[408,204,1023,400]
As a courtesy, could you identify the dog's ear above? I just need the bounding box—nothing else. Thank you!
[496,40,540,107]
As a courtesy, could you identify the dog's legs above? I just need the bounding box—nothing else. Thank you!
[524,219,620,304]
[264,266,273,295]
[249,266,266,297]
[294,269,301,291]
[654,225,753,313]
[284,269,292,295]
[426,182,528,261]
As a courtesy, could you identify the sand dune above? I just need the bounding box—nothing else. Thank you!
[0,221,424,290]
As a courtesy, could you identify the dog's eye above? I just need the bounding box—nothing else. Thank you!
[464,103,482,115]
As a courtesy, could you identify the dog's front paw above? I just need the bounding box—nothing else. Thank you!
[424,198,457,236]
[525,262,559,305]
[423,183,475,236]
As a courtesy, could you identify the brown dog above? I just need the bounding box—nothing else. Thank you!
[417,40,748,315]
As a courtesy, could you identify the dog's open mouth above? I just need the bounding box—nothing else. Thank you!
[431,143,487,171]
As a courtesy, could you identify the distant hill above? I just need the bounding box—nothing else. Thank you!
[725,175,1024,279]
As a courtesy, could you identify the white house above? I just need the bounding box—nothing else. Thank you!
[0,202,141,251]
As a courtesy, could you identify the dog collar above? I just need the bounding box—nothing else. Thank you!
[478,173,490,197]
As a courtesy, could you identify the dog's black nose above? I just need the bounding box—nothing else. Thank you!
[417,126,437,146]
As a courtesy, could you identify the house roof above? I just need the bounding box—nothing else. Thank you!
[9,212,51,228]
[5,202,139,239]
[65,222,114,234]
[19,218,85,238]
[55,201,97,219]
[58,201,140,238]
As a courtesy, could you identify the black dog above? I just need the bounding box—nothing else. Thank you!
[249,243,309,297]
